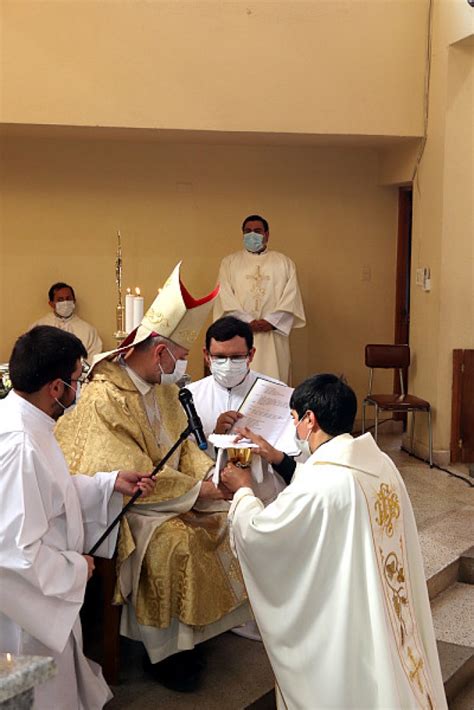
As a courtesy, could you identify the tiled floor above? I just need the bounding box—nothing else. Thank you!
[105,434,474,709]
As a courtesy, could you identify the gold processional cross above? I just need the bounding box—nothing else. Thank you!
[246,265,270,312]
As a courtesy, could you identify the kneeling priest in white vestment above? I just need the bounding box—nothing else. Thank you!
[222,374,447,710]
[0,326,154,710]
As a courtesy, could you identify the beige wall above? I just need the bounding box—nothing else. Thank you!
[409,0,473,457]
[0,136,398,409]
[1,0,426,138]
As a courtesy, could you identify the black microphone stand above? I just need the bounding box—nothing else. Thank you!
[88,424,191,555]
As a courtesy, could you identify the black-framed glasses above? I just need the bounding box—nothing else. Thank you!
[209,354,249,366]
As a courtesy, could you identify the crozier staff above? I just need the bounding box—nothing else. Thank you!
[0,326,154,710]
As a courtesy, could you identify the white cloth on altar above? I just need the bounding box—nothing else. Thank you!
[213,250,306,383]
[187,370,287,505]
[228,433,447,710]
[0,391,122,710]
[32,311,103,362]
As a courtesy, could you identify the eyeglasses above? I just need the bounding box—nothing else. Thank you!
[209,354,249,366]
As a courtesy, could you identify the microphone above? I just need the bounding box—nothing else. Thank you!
[178,388,208,450]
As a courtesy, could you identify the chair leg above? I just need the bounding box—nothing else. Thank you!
[97,558,121,686]
[362,402,366,434]
[374,405,378,442]
[410,411,416,456]
[428,408,433,468]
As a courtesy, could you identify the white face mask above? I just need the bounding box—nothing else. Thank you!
[55,300,75,318]
[293,414,312,461]
[210,357,249,389]
[159,348,188,385]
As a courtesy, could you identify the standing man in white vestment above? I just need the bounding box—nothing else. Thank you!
[213,215,306,384]
[222,374,447,710]
[187,316,291,506]
[0,326,154,710]
[32,282,103,361]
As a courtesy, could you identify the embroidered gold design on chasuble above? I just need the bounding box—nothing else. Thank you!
[375,482,400,536]
[356,475,436,708]
[246,266,270,312]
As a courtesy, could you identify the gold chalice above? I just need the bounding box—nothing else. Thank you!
[227,447,253,469]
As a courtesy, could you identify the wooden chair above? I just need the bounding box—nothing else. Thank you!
[361,344,433,467]
[81,556,121,685]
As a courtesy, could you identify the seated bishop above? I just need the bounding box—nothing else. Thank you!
[55,263,250,688]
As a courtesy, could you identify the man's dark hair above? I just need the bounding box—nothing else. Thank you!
[9,326,87,393]
[290,374,357,436]
[205,316,254,352]
[48,282,76,302]
[242,215,269,232]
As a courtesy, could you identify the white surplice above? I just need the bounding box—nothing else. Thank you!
[228,433,447,710]
[213,250,306,383]
[32,312,103,361]
[0,391,123,710]
[187,370,288,505]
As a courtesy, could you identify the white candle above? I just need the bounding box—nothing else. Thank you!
[125,288,134,333]
[133,287,144,329]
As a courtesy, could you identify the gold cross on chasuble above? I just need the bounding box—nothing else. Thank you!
[246,265,270,312]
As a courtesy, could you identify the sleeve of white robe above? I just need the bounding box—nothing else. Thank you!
[84,325,103,361]
[72,471,123,557]
[213,256,247,319]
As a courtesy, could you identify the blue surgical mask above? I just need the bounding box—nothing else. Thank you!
[243,231,265,253]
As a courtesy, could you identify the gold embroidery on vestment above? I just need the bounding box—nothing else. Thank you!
[375,482,400,537]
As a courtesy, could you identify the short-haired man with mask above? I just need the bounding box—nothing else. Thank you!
[32,282,103,362]
[213,215,306,383]
[222,374,447,710]
[187,316,292,505]
[55,265,251,691]
[0,325,154,710]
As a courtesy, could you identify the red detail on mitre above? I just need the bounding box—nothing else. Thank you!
[118,327,159,349]
[180,280,220,308]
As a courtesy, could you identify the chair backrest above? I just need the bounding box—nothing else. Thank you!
[365,344,410,369]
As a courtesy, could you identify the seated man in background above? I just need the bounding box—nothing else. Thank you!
[32,282,103,361]
[55,264,250,692]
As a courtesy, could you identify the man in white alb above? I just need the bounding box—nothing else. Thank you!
[187,315,292,506]
[213,215,305,384]
[32,282,103,361]
[0,325,154,710]
[222,374,447,710]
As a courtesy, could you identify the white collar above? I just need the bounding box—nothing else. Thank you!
[11,390,56,430]
[119,358,154,396]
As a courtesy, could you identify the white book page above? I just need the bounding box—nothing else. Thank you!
[230,377,295,448]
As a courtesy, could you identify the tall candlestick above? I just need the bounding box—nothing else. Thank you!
[114,230,127,342]
[133,287,144,329]
[125,287,134,333]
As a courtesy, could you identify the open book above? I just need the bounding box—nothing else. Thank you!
[231,377,298,454]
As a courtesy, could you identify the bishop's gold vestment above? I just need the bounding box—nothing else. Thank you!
[55,361,248,636]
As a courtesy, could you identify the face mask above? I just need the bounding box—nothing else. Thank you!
[210,358,249,389]
[54,380,77,418]
[55,300,75,318]
[293,414,312,460]
[243,231,265,253]
[159,348,188,385]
